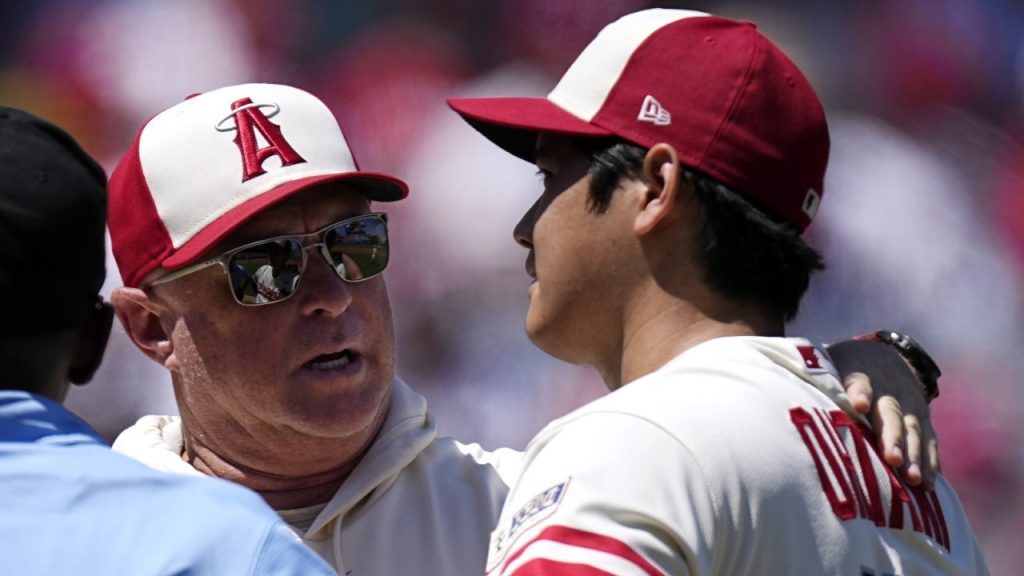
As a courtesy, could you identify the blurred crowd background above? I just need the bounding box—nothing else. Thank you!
[2,0,1021,571]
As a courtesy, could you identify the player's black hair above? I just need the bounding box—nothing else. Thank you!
[581,139,824,322]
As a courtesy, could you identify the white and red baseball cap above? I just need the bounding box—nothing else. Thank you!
[109,83,408,288]
[448,9,829,232]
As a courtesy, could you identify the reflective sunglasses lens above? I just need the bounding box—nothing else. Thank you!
[226,239,305,305]
[325,216,389,281]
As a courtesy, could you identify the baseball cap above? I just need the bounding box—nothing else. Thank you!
[448,9,829,231]
[109,83,409,288]
[0,107,107,336]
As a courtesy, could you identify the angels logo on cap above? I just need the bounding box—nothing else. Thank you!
[108,83,408,288]
[448,9,830,232]
[215,97,307,182]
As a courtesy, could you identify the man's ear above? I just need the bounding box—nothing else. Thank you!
[111,287,176,369]
[68,298,114,385]
[635,143,685,236]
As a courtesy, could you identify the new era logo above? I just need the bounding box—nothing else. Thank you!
[638,95,671,126]
[802,188,821,219]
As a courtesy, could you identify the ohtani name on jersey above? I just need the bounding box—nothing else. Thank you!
[790,407,951,551]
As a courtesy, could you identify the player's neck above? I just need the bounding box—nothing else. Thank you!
[609,288,782,390]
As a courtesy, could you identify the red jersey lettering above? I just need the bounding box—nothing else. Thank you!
[790,407,861,520]
[790,407,951,551]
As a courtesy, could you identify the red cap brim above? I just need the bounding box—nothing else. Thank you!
[447,97,612,163]
[162,171,407,269]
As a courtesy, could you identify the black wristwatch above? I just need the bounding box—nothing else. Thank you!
[863,330,941,402]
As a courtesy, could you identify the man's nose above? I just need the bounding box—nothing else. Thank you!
[297,247,353,318]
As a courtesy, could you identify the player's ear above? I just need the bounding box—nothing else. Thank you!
[111,287,177,371]
[67,298,114,385]
[635,143,685,236]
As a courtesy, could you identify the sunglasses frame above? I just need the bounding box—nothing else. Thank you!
[147,212,389,305]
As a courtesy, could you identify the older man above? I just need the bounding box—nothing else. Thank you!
[0,106,334,575]
[108,83,519,576]
[108,83,941,575]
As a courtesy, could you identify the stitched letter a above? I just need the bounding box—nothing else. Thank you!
[229,98,306,181]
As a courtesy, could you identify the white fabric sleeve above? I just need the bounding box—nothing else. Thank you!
[487,411,717,576]
[111,415,204,476]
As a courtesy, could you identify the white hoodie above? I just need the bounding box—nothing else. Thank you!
[113,378,522,575]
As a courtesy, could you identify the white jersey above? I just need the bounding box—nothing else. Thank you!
[486,337,989,576]
[113,378,522,576]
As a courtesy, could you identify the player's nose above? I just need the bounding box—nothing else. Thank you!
[514,200,539,249]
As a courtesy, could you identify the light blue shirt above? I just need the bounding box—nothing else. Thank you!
[0,390,336,575]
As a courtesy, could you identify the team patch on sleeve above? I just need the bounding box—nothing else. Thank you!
[487,479,570,572]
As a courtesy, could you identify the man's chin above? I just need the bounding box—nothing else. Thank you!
[283,382,392,439]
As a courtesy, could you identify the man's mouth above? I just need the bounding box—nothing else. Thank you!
[304,349,355,371]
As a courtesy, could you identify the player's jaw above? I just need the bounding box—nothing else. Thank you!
[519,198,605,361]
[516,133,641,373]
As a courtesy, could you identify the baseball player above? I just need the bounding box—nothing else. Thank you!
[449,9,989,575]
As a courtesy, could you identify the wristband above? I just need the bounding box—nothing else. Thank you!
[857,330,941,402]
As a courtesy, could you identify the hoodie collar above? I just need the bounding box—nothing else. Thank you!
[304,376,437,538]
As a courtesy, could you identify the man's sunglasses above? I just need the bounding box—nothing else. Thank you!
[148,213,389,306]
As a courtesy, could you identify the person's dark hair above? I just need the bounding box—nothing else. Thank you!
[0,107,112,397]
[582,138,824,322]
